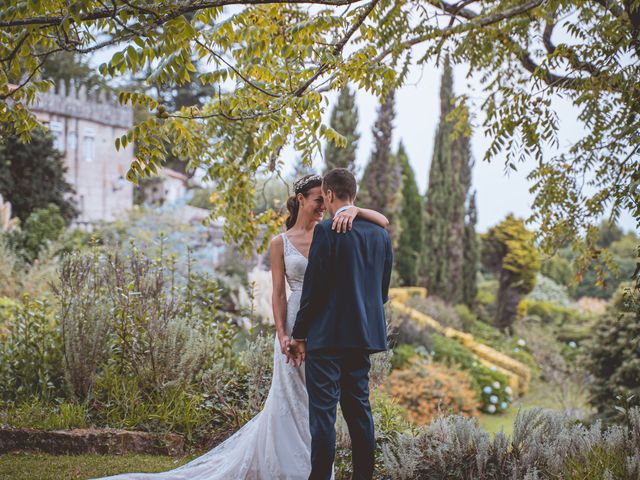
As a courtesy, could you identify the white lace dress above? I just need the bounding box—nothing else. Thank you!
[96,233,328,480]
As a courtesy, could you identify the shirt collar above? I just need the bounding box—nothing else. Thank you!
[334,205,353,217]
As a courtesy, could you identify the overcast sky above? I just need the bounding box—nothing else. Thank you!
[280,57,637,234]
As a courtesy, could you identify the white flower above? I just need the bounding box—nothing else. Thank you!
[500,401,508,410]
[486,404,497,413]
[514,347,521,353]
[472,361,478,367]
[568,341,577,348]
[483,386,493,394]
[490,395,499,404]
[517,339,526,347]
[508,396,513,402]
[504,386,513,395]
[490,366,497,371]
[492,381,500,389]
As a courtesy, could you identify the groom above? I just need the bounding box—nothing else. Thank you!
[289,168,393,480]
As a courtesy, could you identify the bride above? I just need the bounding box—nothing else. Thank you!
[97,174,389,480]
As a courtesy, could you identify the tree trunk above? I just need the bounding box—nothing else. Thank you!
[495,270,521,333]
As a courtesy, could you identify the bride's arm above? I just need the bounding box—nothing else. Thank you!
[332,206,390,232]
[270,235,291,361]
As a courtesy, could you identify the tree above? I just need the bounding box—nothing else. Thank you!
[1,1,638,256]
[358,90,402,244]
[0,128,77,223]
[481,214,541,332]
[422,60,473,304]
[324,84,359,173]
[395,141,423,286]
[462,192,479,307]
[9,204,66,262]
[586,267,640,422]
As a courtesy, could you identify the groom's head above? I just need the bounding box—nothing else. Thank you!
[322,168,356,216]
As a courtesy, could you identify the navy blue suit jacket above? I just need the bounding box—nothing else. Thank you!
[291,218,393,353]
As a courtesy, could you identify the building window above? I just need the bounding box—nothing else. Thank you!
[83,128,95,162]
[67,131,77,151]
[49,121,64,152]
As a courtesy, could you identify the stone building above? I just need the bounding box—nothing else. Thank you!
[141,167,189,205]
[31,82,134,223]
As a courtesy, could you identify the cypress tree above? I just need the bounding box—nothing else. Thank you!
[324,85,359,173]
[395,141,424,286]
[422,59,474,304]
[463,191,479,306]
[358,90,402,244]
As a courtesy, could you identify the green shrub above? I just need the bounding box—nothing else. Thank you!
[390,344,417,370]
[1,398,88,430]
[431,333,474,368]
[10,204,66,262]
[92,368,210,443]
[430,332,512,413]
[454,303,476,332]
[0,297,64,402]
[468,319,538,371]
[586,282,640,422]
[518,298,578,325]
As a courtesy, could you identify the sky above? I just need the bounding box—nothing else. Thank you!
[282,59,637,234]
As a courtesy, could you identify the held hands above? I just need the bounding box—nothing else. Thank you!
[287,339,306,368]
[332,206,358,233]
[279,334,292,362]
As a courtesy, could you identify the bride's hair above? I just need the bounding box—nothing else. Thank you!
[286,174,322,230]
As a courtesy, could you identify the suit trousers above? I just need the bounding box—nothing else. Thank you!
[305,349,375,480]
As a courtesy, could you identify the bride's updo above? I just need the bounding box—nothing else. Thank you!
[285,174,322,230]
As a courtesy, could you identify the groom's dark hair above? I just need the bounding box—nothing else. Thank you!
[323,168,357,200]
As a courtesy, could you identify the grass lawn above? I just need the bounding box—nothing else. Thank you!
[0,452,195,480]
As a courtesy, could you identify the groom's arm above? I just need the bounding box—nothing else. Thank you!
[291,224,331,341]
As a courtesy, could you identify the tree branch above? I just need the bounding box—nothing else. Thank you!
[291,0,377,97]
[0,0,364,28]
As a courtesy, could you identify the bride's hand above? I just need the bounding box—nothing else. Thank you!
[279,334,292,362]
[332,206,359,233]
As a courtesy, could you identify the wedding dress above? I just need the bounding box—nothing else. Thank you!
[97,233,329,480]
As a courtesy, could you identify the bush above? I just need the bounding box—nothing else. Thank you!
[430,332,513,412]
[0,297,64,402]
[390,344,418,370]
[381,407,640,480]
[0,398,88,430]
[526,273,573,307]
[586,283,640,422]
[393,312,433,349]
[9,204,66,262]
[0,236,19,297]
[518,298,578,325]
[384,360,477,425]
[91,368,211,443]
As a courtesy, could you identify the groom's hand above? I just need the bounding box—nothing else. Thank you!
[288,339,306,367]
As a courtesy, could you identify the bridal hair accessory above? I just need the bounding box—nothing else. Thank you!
[293,174,322,194]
